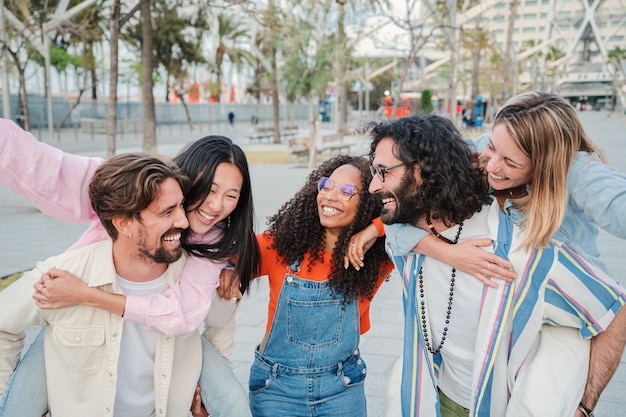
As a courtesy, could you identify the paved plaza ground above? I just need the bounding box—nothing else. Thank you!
[1,110,625,416]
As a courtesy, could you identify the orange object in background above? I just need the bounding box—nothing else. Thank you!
[384,96,393,118]
[383,96,412,119]
[188,83,200,103]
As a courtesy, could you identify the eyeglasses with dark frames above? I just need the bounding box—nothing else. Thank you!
[317,177,359,202]
[369,160,416,182]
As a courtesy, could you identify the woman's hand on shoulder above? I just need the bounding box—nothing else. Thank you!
[450,238,517,288]
[344,223,379,270]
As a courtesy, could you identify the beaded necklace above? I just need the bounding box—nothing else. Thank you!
[419,216,464,354]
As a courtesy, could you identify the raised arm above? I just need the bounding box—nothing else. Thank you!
[568,152,626,239]
[34,255,224,335]
[0,118,102,224]
[384,222,516,285]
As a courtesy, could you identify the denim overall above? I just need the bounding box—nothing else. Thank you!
[248,259,368,417]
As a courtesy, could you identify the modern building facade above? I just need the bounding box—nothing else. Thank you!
[409,0,625,108]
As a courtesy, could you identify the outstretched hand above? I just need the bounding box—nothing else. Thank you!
[344,223,379,270]
[32,267,88,309]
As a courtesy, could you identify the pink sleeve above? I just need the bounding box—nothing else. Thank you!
[122,255,225,335]
[0,118,102,224]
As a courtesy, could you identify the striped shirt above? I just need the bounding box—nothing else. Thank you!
[388,200,626,417]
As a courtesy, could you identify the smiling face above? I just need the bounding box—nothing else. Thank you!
[316,164,362,234]
[187,162,243,235]
[130,177,189,264]
[369,137,422,225]
[483,123,533,190]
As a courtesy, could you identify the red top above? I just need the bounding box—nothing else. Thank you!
[256,232,393,334]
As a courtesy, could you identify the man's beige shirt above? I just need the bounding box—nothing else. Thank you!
[0,240,201,417]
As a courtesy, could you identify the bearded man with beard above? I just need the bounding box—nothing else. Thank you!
[364,114,626,417]
[0,154,201,417]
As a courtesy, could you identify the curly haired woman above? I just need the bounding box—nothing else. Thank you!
[204,155,393,417]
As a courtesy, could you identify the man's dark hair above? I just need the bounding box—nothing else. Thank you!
[89,153,190,240]
[365,114,489,225]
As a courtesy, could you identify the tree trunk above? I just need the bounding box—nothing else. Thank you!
[307,92,318,169]
[175,87,193,130]
[337,1,348,134]
[141,0,157,155]
[445,0,458,119]
[7,48,30,130]
[107,0,121,158]
[18,69,30,131]
[58,88,86,128]
[502,0,518,100]
[470,19,481,118]
[88,42,98,100]
[91,66,98,100]
[271,45,281,144]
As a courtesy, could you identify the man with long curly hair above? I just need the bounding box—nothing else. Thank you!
[365,114,626,417]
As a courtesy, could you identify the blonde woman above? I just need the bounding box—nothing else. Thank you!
[358,91,626,417]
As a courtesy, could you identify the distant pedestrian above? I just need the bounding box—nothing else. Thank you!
[228,109,235,129]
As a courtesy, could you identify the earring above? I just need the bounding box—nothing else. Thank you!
[127,234,131,240]
[227,216,231,229]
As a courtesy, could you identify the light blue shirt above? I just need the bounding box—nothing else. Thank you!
[385,134,626,272]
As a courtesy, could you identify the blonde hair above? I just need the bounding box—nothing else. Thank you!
[494,91,605,250]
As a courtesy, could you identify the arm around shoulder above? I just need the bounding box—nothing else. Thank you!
[384,223,428,256]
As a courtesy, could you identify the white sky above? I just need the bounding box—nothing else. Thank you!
[350,0,422,58]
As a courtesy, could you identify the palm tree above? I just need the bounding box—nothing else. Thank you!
[502,0,518,99]
[335,0,387,132]
[608,46,626,110]
[544,44,565,91]
[208,13,253,102]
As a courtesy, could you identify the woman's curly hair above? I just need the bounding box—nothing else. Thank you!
[265,155,388,303]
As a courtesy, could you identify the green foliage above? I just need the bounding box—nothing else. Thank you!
[608,46,626,63]
[153,0,206,77]
[120,58,144,87]
[210,13,253,100]
[120,0,207,100]
[420,89,433,113]
[0,273,21,291]
[281,5,335,103]
[33,46,83,72]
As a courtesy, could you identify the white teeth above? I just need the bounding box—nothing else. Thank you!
[382,198,395,204]
[489,173,507,180]
[163,233,181,243]
[322,206,342,215]
[198,209,215,222]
